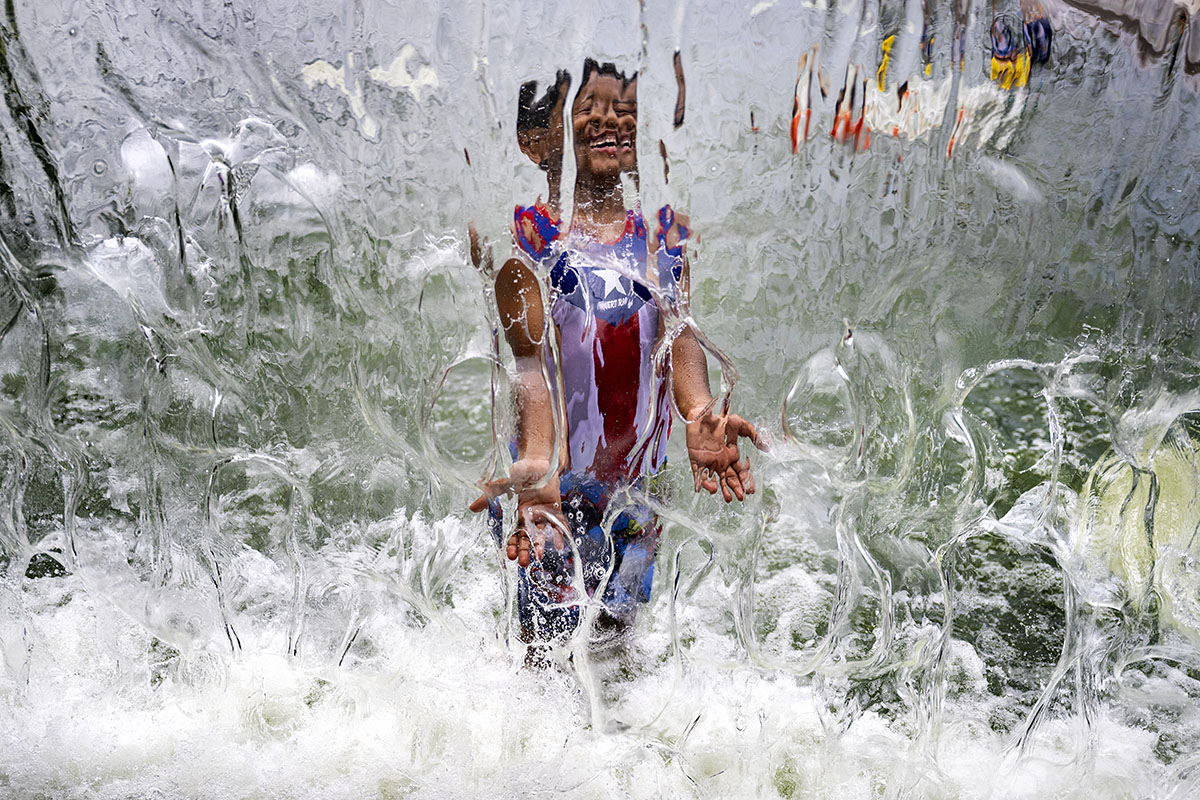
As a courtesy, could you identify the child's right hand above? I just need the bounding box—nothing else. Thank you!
[468,458,564,567]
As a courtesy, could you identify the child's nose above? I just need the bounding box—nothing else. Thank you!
[597,103,618,127]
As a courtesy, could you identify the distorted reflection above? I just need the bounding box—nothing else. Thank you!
[990,2,1053,90]
[470,58,763,661]
[792,3,1057,155]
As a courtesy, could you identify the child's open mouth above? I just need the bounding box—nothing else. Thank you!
[590,133,619,154]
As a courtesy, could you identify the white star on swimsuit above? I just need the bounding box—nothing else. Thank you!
[593,268,627,298]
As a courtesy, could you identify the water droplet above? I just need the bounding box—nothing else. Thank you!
[68,27,77,36]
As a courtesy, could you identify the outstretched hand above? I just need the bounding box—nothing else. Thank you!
[685,410,768,502]
[468,458,564,568]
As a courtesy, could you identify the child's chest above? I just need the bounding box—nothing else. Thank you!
[550,238,656,327]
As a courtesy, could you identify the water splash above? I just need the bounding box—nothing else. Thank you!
[0,0,1198,797]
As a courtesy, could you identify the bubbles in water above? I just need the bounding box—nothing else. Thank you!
[0,0,1197,797]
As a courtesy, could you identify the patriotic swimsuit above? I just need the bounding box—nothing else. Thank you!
[506,201,686,639]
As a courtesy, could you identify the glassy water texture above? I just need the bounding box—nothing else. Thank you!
[0,0,1198,797]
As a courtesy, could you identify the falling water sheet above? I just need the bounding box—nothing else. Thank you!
[0,0,1199,798]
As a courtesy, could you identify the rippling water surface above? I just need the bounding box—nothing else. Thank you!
[1,0,1199,797]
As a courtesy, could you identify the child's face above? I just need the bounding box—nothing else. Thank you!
[572,72,636,183]
[518,87,567,172]
[618,77,637,174]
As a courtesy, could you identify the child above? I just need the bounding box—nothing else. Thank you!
[514,70,572,218]
[469,59,763,649]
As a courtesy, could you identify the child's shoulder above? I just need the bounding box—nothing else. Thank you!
[652,204,690,256]
[511,201,690,259]
[513,200,561,261]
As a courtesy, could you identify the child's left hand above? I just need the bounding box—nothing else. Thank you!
[685,410,767,502]
[468,458,564,567]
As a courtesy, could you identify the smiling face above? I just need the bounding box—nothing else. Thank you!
[618,75,638,175]
[572,68,636,185]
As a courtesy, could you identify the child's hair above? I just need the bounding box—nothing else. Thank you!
[517,69,572,133]
[575,58,637,105]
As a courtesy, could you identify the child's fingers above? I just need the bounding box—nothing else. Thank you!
[720,470,736,502]
[733,414,769,452]
[739,457,756,495]
[724,465,745,501]
[690,457,727,495]
[468,476,518,512]
[546,514,567,552]
[529,508,565,553]
[507,527,532,566]
[526,519,547,562]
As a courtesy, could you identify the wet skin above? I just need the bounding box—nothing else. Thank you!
[470,66,766,570]
[571,73,634,185]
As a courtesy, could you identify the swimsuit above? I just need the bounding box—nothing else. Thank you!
[498,201,685,640]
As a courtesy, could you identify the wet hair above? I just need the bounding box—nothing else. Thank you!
[517,70,571,133]
[575,58,637,105]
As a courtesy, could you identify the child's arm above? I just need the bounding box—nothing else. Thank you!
[672,328,762,502]
[468,256,564,566]
[659,211,765,503]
